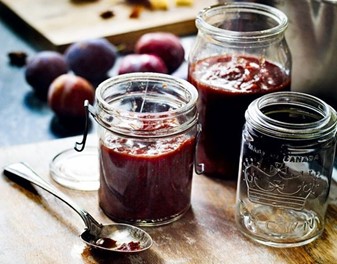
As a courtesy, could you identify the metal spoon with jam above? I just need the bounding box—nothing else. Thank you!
[4,162,153,253]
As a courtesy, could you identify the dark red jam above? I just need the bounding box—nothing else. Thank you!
[94,237,141,251]
[95,237,117,248]
[98,131,196,224]
[117,241,141,251]
[188,55,291,180]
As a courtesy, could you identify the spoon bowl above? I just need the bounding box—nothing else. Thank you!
[3,162,153,253]
[80,223,152,252]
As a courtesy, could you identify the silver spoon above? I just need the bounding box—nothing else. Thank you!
[3,162,153,253]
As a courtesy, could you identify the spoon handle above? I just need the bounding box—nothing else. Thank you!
[3,162,102,234]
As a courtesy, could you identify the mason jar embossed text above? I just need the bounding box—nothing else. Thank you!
[235,91,337,247]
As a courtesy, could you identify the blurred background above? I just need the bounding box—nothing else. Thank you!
[238,0,337,108]
[0,0,336,147]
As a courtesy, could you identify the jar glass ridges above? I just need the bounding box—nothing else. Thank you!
[235,91,337,247]
[188,3,291,180]
[93,73,199,226]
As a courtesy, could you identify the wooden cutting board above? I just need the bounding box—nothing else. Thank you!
[0,0,217,52]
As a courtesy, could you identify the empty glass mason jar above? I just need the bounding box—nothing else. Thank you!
[188,3,292,180]
[77,73,200,226]
[235,91,337,247]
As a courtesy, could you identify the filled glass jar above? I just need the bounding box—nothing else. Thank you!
[188,3,292,180]
[92,73,199,226]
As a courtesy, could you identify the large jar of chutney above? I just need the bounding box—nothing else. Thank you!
[188,3,292,180]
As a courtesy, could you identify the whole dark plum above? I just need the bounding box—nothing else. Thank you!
[25,51,69,100]
[64,38,117,85]
[135,32,185,74]
[48,74,95,119]
[118,54,168,74]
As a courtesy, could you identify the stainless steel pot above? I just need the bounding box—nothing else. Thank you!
[222,0,337,108]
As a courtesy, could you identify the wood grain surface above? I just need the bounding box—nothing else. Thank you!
[0,0,217,52]
[1,135,337,263]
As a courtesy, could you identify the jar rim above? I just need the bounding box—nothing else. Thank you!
[246,91,337,139]
[94,73,199,137]
[196,3,288,41]
[95,72,198,119]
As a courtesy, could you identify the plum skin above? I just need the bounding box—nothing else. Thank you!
[48,74,95,119]
[118,54,168,74]
[135,32,185,74]
[64,38,117,84]
[25,51,69,100]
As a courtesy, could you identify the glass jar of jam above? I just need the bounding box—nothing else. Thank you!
[89,73,199,226]
[188,3,292,180]
[236,91,337,247]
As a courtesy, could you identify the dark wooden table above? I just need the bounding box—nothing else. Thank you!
[1,135,337,264]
